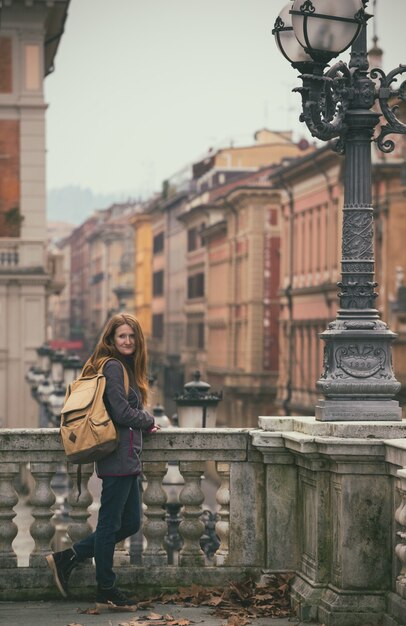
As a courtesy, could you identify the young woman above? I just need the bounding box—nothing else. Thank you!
[46,313,158,607]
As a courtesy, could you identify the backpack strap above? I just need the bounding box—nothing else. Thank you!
[74,358,129,502]
[97,357,130,396]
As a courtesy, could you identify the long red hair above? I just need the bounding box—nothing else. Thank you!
[82,313,148,405]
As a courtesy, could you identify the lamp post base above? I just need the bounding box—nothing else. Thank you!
[315,398,402,422]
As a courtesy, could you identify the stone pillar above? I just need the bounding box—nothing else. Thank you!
[228,442,266,568]
[316,447,391,625]
[258,416,406,626]
[251,430,298,572]
[386,466,406,624]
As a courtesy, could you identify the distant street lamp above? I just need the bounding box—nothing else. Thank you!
[36,343,53,375]
[113,285,134,312]
[174,371,222,428]
[50,349,65,386]
[273,0,406,421]
[62,354,82,387]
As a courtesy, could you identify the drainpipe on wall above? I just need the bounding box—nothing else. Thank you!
[225,201,239,372]
[276,176,294,417]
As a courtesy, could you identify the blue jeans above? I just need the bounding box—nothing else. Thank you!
[73,475,141,589]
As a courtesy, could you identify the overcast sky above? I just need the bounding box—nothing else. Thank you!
[44,0,406,197]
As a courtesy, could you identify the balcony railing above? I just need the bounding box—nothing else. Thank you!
[0,239,19,267]
[1,425,406,625]
[0,428,264,601]
[0,238,46,270]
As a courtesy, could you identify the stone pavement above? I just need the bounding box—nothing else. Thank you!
[0,601,321,626]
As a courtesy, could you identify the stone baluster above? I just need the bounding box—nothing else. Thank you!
[214,462,230,566]
[395,468,406,599]
[113,539,130,567]
[0,462,20,568]
[178,461,205,566]
[66,463,94,546]
[142,461,168,566]
[29,462,57,567]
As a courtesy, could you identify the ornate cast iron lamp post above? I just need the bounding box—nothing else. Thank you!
[273,0,406,421]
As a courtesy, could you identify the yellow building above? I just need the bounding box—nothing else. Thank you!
[131,212,153,338]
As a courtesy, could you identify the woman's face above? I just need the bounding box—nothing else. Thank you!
[113,323,136,356]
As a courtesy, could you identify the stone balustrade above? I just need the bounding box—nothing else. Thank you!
[2,424,406,626]
[0,238,46,270]
[0,428,265,601]
[0,239,19,267]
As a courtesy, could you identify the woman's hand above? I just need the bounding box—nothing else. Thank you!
[146,424,161,433]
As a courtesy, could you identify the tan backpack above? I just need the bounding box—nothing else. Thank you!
[60,357,129,465]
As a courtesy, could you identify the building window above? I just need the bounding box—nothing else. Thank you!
[90,271,104,285]
[152,313,164,339]
[0,38,12,93]
[187,272,204,299]
[186,321,205,349]
[187,223,205,251]
[153,270,164,296]
[153,232,164,254]
[187,227,198,252]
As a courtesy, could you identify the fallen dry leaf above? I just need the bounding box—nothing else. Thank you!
[146,613,163,620]
[137,600,155,609]
[157,574,294,620]
[107,603,138,613]
[77,606,100,615]
[67,623,83,626]
[225,615,250,626]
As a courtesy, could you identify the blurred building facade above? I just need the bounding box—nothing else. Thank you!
[130,130,313,422]
[45,128,405,424]
[48,202,139,357]
[0,0,69,427]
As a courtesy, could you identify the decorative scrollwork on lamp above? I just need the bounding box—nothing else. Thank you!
[371,64,406,152]
[294,61,353,143]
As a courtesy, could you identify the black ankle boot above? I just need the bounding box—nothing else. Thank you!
[46,548,78,598]
[96,586,137,607]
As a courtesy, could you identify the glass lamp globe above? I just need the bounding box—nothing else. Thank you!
[290,0,365,61]
[273,3,314,67]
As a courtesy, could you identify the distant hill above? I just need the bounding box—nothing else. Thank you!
[47,186,140,225]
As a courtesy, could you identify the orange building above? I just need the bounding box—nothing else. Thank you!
[201,181,283,426]
[175,130,314,425]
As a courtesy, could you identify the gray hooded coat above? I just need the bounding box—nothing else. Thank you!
[96,359,154,477]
